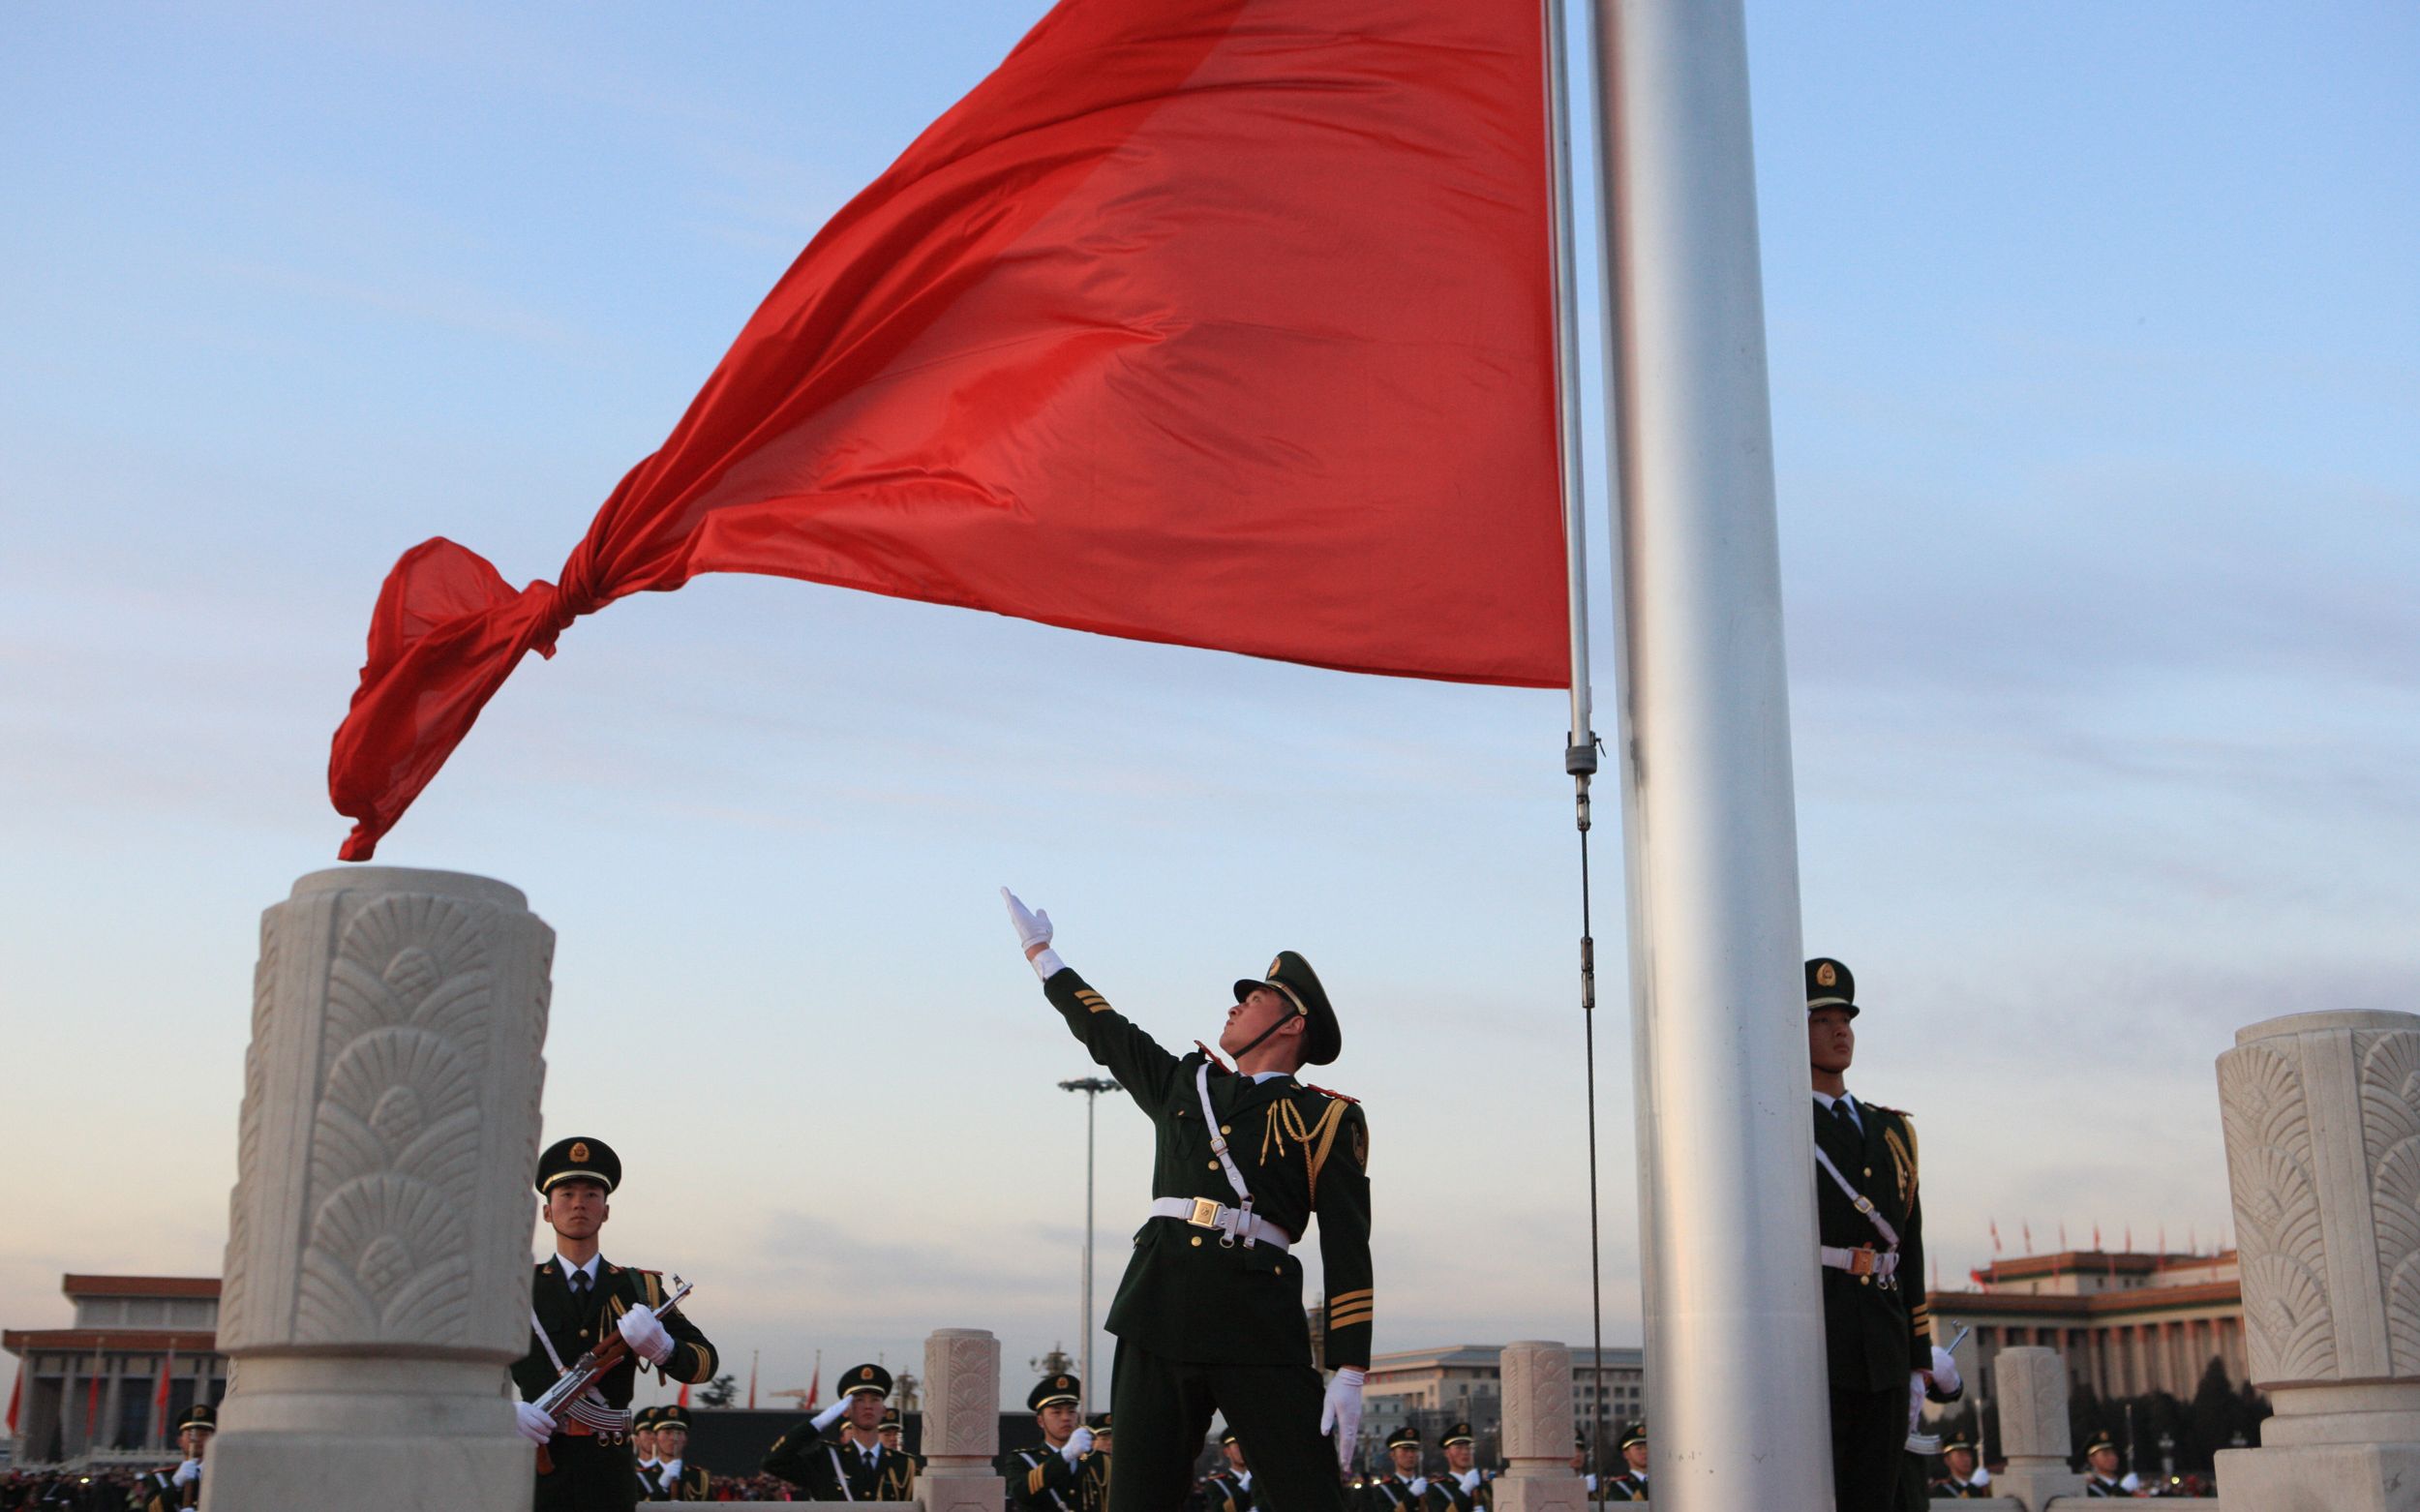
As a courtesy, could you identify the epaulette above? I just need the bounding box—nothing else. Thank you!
[1301,1080,1359,1104]
[1192,1041,1235,1074]
[1866,1103,1910,1121]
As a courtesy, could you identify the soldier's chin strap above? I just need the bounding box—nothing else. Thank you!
[1225,997,1303,1064]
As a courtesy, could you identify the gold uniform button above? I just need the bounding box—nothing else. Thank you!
[1191,1236,1203,1248]
[1859,1276,1871,1287]
[1862,1166,1872,1177]
[1220,1124,1231,1134]
[1207,1161,1219,1169]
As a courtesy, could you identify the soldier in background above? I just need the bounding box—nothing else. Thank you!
[1363,1425,1426,1511]
[1002,1374,1094,1512]
[879,1406,924,1497]
[1931,1432,1991,1498]
[766,1364,914,1499]
[1601,1422,1649,1502]
[1202,1428,1254,1512]
[1075,1413,1113,1512]
[1807,959,1939,1512]
[136,1404,214,1511]
[632,1406,663,1498]
[647,1407,711,1501]
[2081,1432,2135,1497]
[1422,1424,1486,1512]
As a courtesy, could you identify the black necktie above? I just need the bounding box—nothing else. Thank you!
[1830,1098,1860,1141]
[570,1268,590,1308]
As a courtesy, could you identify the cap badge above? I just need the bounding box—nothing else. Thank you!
[568,1140,590,1163]
[1816,963,1836,987]
[860,1367,874,1380]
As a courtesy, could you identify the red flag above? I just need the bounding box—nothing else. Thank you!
[5,1361,19,1436]
[154,1346,174,1446]
[1988,1218,2002,1255]
[677,1381,691,1408]
[328,0,1564,861]
[805,1361,821,1411]
[84,1353,103,1449]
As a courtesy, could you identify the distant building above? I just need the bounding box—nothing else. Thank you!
[1927,1250,2245,1406]
[1359,1343,1646,1461]
[3,1275,226,1467]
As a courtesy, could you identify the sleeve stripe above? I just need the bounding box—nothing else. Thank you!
[1028,1467,1048,1494]
[1329,1287,1374,1306]
[1329,1307,1375,1329]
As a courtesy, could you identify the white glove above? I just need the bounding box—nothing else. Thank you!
[1002,889,1065,979]
[1906,1372,1928,1434]
[515,1401,558,1445]
[1927,1344,1963,1399]
[172,1460,201,1486]
[617,1304,676,1366]
[1318,1367,1365,1470]
[811,1397,852,1432]
[1062,1426,1094,1461]
[1408,1477,1428,1496]
[1459,1469,1484,1493]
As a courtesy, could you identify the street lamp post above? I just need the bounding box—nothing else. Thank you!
[1060,1076,1123,1409]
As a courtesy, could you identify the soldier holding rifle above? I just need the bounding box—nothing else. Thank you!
[511,1136,719,1512]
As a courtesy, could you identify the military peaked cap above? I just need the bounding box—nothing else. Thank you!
[1441,1423,1476,1447]
[1941,1431,1977,1454]
[842,1362,892,1399]
[1805,957,1859,1017]
[536,1134,621,1194]
[880,1406,904,1429]
[657,1406,692,1433]
[176,1403,217,1435]
[1088,1411,1113,1432]
[1029,1374,1079,1412]
[1618,1421,1648,1451]
[635,1406,660,1429]
[1233,950,1341,1065]
[1219,1425,1241,1447]
[2083,1430,2118,1455]
[1387,1425,1422,1450]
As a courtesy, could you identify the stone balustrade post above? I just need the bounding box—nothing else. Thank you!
[1493,1342,1584,1512]
[2215,1011,2420,1512]
[205,867,553,1512]
[923,1329,1005,1512]
[1988,1346,2080,1509]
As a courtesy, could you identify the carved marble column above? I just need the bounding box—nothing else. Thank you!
[2216,1010,2420,1512]
[922,1329,1005,1512]
[206,867,552,1512]
[1493,1342,1583,1512]
[1989,1346,2081,1509]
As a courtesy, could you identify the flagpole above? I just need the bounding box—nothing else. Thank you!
[1588,0,1829,1507]
[1540,0,1608,1497]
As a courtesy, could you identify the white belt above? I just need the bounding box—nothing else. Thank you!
[1819,1244,1898,1281]
[1149,1196,1291,1254]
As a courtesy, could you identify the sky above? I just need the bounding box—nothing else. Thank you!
[2,1,2414,1414]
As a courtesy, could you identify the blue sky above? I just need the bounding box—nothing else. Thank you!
[3,2,2413,1410]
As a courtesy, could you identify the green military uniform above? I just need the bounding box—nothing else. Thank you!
[1929,1432,1990,1498]
[1038,948,1372,1512]
[643,1406,711,1501]
[1421,1424,1487,1512]
[2081,1431,2130,1497]
[880,1406,927,1499]
[1600,1422,1648,1502]
[1202,1428,1255,1512]
[766,1364,919,1499]
[514,1138,720,1512]
[1360,1425,1424,1512]
[631,1406,664,1499]
[1808,960,1931,1512]
[137,1405,214,1511]
[1000,1376,1091,1512]
[1074,1412,1111,1512]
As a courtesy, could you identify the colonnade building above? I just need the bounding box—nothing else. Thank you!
[2,1275,226,1467]
[1927,1249,2246,1404]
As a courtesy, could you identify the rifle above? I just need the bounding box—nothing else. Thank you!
[532,1275,695,1475]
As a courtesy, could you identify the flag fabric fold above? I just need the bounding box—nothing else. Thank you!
[329,0,1564,860]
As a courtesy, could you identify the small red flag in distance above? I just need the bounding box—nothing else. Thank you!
[328,0,1564,859]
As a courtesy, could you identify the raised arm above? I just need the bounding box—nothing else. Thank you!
[1005,888,1182,1106]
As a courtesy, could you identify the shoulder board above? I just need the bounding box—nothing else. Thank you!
[1300,1080,1359,1104]
[1866,1103,1910,1121]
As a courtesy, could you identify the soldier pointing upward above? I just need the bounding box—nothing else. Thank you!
[1004,890,1374,1512]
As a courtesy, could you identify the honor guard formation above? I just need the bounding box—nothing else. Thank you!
[52,943,2181,1510]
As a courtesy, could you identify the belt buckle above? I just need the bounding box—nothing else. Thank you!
[1189,1197,1224,1229]
[1849,1247,1878,1277]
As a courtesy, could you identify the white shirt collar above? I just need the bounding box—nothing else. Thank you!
[556,1254,602,1285]
[1249,1071,1289,1083]
[1811,1088,1855,1111]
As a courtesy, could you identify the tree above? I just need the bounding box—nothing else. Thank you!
[699,1373,740,1408]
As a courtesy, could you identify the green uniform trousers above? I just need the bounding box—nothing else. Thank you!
[536,1434,639,1512]
[1828,1381,1909,1512]
[1108,1338,1343,1512]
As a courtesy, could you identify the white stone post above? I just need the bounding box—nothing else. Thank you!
[205,867,552,1512]
[1494,1342,1584,1512]
[922,1329,1005,1512]
[1989,1346,2081,1509]
[2215,1010,2420,1512]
